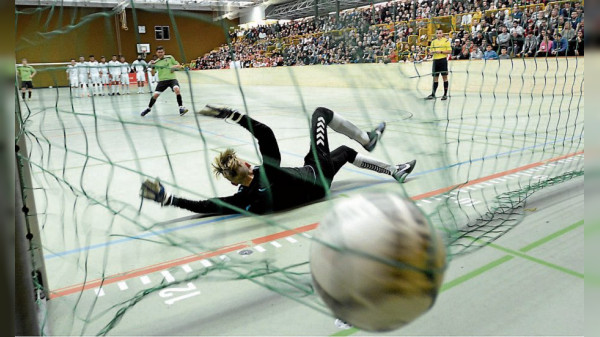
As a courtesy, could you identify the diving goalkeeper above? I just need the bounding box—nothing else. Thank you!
[140,105,416,214]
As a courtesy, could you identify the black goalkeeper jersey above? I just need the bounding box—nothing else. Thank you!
[171,115,329,214]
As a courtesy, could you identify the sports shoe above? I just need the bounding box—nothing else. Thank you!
[197,104,236,119]
[363,122,386,152]
[441,95,448,100]
[334,319,353,329]
[179,106,189,116]
[392,159,416,183]
[140,108,151,117]
[425,94,436,100]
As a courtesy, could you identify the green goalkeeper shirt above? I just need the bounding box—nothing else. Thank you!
[17,65,36,81]
[153,55,179,81]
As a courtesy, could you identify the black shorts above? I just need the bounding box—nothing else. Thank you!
[21,81,34,89]
[432,58,448,77]
[154,79,180,93]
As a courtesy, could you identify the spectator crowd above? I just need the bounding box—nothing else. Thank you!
[192,0,584,69]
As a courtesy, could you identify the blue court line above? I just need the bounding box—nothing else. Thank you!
[44,132,583,261]
[440,121,581,138]
[414,134,583,176]
[44,214,241,260]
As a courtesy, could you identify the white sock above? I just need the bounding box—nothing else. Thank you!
[329,112,370,146]
[351,153,396,175]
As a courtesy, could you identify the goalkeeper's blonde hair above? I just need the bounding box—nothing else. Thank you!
[212,148,240,179]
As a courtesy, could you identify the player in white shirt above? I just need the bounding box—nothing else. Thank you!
[131,55,148,94]
[108,54,122,95]
[120,56,131,94]
[66,59,79,95]
[147,54,159,93]
[99,56,110,96]
[87,55,102,96]
[76,56,89,97]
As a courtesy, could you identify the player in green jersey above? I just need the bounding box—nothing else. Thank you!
[140,46,188,117]
[17,58,37,101]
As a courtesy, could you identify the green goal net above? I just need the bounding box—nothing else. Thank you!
[15,1,584,335]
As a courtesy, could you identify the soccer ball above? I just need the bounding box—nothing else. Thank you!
[310,193,447,332]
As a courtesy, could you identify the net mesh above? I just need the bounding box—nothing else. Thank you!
[15,1,584,335]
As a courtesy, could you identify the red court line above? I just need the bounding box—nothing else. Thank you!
[48,151,583,299]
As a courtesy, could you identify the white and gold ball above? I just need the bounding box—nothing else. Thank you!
[310,193,447,332]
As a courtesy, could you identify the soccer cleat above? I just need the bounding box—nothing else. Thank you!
[179,106,189,116]
[363,122,386,152]
[197,104,237,119]
[425,94,436,100]
[392,159,416,183]
[140,108,151,117]
[441,95,448,100]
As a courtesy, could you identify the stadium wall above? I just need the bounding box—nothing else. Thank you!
[16,6,236,87]
[182,58,584,96]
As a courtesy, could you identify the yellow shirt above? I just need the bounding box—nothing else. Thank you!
[430,38,451,60]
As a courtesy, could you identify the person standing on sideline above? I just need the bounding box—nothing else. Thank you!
[66,59,79,95]
[99,56,110,96]
[17,58,37,101]
[76,56,89,97]
[131,55,148,94]
[140,46,188,117]
[426,28,451,100]
[108,55,122,96]
[119,56,131,95]
[146,54,158,93]
[87,55,102,96]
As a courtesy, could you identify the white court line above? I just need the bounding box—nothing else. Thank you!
[200,259,213,267]
[181,264,193,273]
[270,241,282,248]
[140,276,151,285]
[302,233,313,239]
[219,255,231,261]
[95,288,105,297]
[421,199,433,203]
[117,281,128,291]
[254,245,266,252]
[161,270,175,283]
[286,237,298,243]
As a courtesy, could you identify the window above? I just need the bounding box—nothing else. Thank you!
[155,26,170,40]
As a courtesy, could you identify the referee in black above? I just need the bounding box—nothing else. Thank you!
[426,28,452,100]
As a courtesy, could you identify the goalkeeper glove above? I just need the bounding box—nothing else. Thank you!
[197,104,243,122]
[140,178,173,206]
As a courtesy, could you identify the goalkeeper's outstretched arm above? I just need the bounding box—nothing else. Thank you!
[170,195,246,214]
[140,178,248,214]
